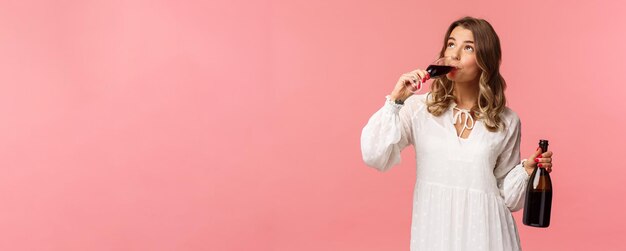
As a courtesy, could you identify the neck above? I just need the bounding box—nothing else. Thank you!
[452,80,479,110]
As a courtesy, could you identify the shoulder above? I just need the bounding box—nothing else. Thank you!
[500,106,521,131]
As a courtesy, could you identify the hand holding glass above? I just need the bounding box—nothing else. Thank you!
[409,56,462,93]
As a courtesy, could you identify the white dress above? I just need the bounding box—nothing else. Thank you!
[361,93,530,251]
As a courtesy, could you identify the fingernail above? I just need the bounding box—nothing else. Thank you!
[534,158,539,162]
[538,154,542,158]
[538,164,543,168]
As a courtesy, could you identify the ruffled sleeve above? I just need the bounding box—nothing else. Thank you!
[360,94,423,172]
[494,111,530,212]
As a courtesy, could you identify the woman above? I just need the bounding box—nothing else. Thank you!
[360,16,554,250]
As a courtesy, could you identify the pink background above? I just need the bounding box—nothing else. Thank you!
[1,0,625,250]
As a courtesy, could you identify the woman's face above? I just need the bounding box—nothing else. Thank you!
[444,26,481,84]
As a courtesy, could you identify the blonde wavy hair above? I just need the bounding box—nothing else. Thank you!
[426,17,507,132]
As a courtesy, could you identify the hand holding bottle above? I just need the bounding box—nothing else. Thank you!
[524,147,554,175]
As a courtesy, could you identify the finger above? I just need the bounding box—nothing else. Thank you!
[534,147,543,158]
[408,69,424,79]
[409,82,419,92]
[406,74,417,85]
[411,74,420,84]
[409,70,426,81]
[402,73,418,85]
[400,75,417,92]
[526,148,543,168]
[542,163,552,173]
[542,151,553,158]
[537,163,552,169]
[418,70,429,82]
[419,69,428,76]
[402,74,417,86]
[408,69,423,78]
[534,157,552,163]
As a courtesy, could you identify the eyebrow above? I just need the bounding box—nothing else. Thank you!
[448,37,474,44]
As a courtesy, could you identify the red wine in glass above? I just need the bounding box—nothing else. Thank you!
[410,56,460,94]
[421,57,459,82]
[424,65,455,80]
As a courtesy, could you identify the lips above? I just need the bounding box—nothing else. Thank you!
[448,68,458,78]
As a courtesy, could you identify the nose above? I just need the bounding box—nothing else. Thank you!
[449,49,460,60]
[447,46,461,61]
[445,50,461,68]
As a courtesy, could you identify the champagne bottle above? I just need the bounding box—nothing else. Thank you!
[523,139,552,227]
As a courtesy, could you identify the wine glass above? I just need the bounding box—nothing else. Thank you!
[410,56,462,93]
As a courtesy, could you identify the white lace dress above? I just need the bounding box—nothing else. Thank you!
[361,93,530,251]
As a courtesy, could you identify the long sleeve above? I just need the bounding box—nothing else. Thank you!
[494,113,530,212]
[360,95,421,172]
